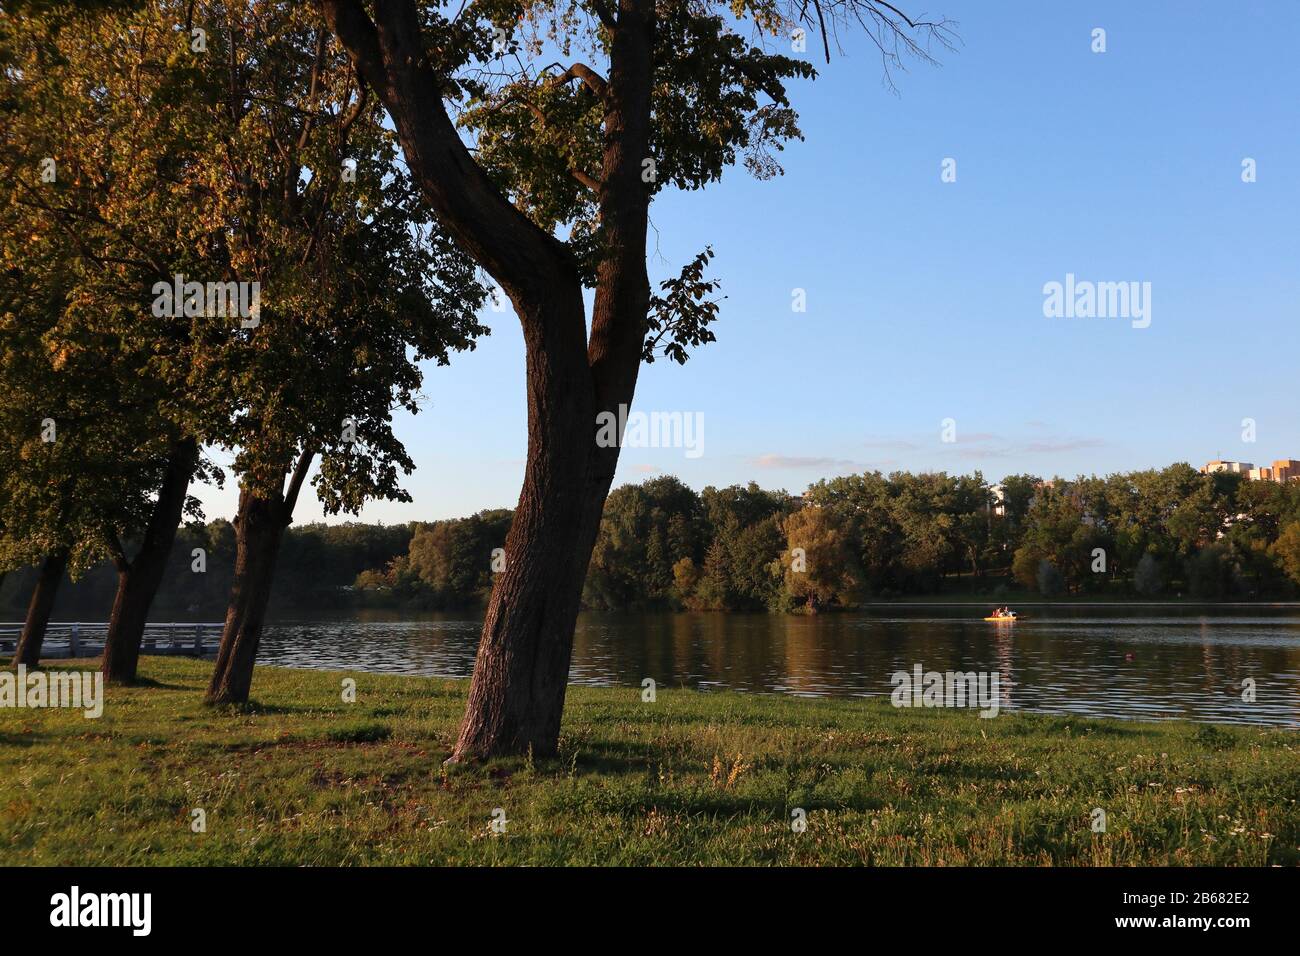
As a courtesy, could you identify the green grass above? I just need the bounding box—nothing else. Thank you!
[1,657,1297,866]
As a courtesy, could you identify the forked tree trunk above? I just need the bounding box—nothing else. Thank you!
[102,438,199,684]
[320,0,654,761]
[13,549,69,667]
[449,6,654,762]
[205,489,290,705]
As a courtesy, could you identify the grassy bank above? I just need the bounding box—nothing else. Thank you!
[1,657,1297,866]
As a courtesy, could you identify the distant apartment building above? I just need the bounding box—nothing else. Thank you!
[1202,458,1300,483]
[1273,459,1300,482]
[1203,459,1254,475]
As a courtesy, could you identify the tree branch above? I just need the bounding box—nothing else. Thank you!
[547,62,608,98]
[571,168,602,193]
[106,531,131,574]
[517,96,602,193]
[283,446,316,518]
[315,0,579,301]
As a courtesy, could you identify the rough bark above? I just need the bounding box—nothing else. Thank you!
[205,450,311,706]
[13,549,69,667]
[448,294,596,757]
[101,437,199,684]
[203,489,289,705]
[320,0,655,760]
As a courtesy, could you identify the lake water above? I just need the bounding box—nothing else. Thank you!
[260,606,1300,728]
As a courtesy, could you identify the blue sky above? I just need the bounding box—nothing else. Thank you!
[197,0,1300,525]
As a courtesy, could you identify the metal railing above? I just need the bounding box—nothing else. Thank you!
[0,622,224,659]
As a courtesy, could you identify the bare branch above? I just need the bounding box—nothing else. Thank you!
[788,1,959,86]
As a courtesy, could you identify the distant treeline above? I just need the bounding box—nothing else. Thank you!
[5,463,1300,620]
[576,465,1300,609]
[0,522,413,620]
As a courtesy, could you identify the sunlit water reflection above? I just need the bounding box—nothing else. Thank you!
[259,607,1300,727]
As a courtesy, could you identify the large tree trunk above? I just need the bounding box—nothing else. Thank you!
[13,549,69,667]
[204,488,290,706]
[102,437,199,684]
[320,0,655,760]
[449,295,598,758]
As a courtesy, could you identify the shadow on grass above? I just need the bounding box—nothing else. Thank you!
[203,700,322,717]
[0,731,51,747]
[995,716,1147,738]
[117,677,190,691]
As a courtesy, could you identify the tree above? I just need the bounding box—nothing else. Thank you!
[316,0,954,758]
[806,472,902,594]
[1271,522,1300,588]
[726,515,786,609]
[1014,480,1099,592]
[8,0,483,697]
[0,171,193,667]
[779,504,861,610]
[1,2,223,678]
[182,4,487,704]
[402,509,514,607]
[1011,544,1044,591]
[277,522,414,608]
[998,474,1041,527]
[585,476,704,609]
[1133,552,1162,596]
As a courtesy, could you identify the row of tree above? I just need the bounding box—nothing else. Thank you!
[358,465,1300,609]
[15,464,1298,621]
[1,2,486,705]
[589,467,1300,608]
[3,0,954,759]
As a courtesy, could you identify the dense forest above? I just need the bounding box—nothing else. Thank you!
[5,462,1300,621]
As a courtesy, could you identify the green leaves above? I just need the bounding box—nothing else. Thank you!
[643,246,721,365]
[454,2,815,281]
[650,5,813,192]
[1,0,490,579]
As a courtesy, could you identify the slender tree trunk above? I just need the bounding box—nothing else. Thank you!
[13,550,69,667]
[204,450,310,706]
[204,488,290,706]
[102,437,199,684]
